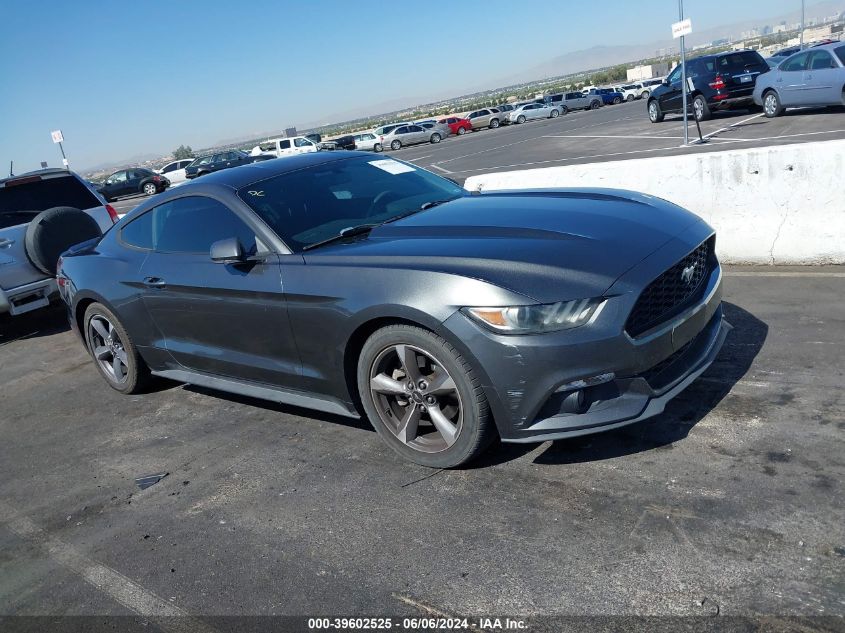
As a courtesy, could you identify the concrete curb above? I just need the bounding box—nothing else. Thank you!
[464,139,845,264]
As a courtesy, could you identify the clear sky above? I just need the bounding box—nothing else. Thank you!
[0,0,825,172]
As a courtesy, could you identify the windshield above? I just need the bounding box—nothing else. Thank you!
[237,155,464,252]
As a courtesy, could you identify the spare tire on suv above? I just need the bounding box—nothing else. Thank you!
[24,206,103,275]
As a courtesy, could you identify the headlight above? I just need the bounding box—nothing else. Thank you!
[462,298,605,334]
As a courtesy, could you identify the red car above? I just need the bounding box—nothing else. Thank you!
[438,117,471,135]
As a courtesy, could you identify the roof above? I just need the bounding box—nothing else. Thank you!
[0,168,80,186]
[182,151,372,189]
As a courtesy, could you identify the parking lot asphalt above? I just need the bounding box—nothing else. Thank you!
[1,267,843,627]
[396,101,845,182]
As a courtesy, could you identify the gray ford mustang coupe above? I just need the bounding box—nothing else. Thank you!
[58,152,729,468]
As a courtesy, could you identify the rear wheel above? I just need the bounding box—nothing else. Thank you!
[83,302,151,395]
[641,90,650,100]
[142,182,157,196]
[489,118,500,129]
[626,94,634,102]
[516,115,526,124]
[560,105,568,114]
[390,139,401,150]
[692,94,711,121]
[613,96,622,104]
[357,324,495,468]
[648,99,664,123]
[590,100,600,110]
[763,90,783,118]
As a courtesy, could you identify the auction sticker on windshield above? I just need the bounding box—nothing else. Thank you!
[368,159,416,175]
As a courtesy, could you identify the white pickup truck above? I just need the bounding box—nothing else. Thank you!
[0,169,117,316]
[249,136,319,158]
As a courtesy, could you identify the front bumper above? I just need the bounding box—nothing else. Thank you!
[442,253,729,443]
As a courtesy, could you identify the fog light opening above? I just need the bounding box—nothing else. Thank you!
[561,389,589,414]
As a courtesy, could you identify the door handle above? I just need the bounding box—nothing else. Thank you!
[143,276,166,288]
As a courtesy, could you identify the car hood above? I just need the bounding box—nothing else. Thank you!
[303,189,709,303]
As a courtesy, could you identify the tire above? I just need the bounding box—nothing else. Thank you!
[550,109,559,118]
[142,182,157,196]
[430,133,441,143]
[24,206,102,275]
[457,126,467,135]
[648,99,664,123]
[83,302,151,395]
[357,324,495,468]
[390,140,401,151]
[590,100,600,110]
[692,94,711,121]
[560,105,568,114]
[373,143,383,152]
[613,96,622,105]
[641,90,650,100]
[626,94,634,102]
[763,90,783,118]
[516,115,526,124]
[489,118,500,129]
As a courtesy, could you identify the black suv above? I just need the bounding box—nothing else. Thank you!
[184,150,272,179]
[647,50,769,122]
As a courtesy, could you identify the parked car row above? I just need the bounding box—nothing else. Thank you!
[646,44,845,123]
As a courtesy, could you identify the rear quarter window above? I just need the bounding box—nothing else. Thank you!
[719,51,766,70]
[0,175,101,215]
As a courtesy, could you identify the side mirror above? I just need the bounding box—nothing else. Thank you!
[210,237,245,263]
[663,79,670,85]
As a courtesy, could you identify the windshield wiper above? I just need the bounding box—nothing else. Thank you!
[302,223,379,251]
[302,198,460,251]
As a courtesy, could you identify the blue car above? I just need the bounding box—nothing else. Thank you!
[587,88,624,105]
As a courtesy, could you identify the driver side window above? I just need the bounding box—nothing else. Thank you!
[152,196,256,254]
[667,66,682,84]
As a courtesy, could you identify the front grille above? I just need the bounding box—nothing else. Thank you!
[625,239,712,337]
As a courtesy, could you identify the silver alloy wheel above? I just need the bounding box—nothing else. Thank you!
[431,133,441,143]
[391,140,401,150]
[649,101,659,121]
[764,93,778,117]
[517,115,526,124]
[369,344,463,453]
[693,97,705,121]
[88,314,129,384]
[490,119,499,128]
[641,90,650,100]
[143,183,156,195]
[457,127,466,135]
[550,109,559,117]
[626,94,634,102]
[374,143,383,152]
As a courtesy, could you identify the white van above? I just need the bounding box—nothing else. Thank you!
[250,136,319,158]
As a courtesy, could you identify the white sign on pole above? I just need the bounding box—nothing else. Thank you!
[672,18,692,39]
[51,130,64,144]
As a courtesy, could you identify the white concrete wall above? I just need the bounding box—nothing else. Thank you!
[464,140,845,264]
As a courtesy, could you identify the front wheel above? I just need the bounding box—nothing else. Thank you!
[693,94,711,121]
[457,126,467,135]
[83,302,151,394]
[648,99,664,123]
[626,94,634,102]
[430,133,441,143]
[641,90,650,100]
[613,96,622,104]
[390,140,401,150]
[357,324,495,468]
[489,118,500,129]
[516,115,526,124]
[373,143,383,152]
[142,182,157,196]
[763,90,783,118]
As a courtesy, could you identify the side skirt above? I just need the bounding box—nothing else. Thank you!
[152,369,360,419]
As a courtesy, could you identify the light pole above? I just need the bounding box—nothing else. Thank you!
[799,0,805,47]
[679,0,689,145]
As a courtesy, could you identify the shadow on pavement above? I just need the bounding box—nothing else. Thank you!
[0,303,69,345]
